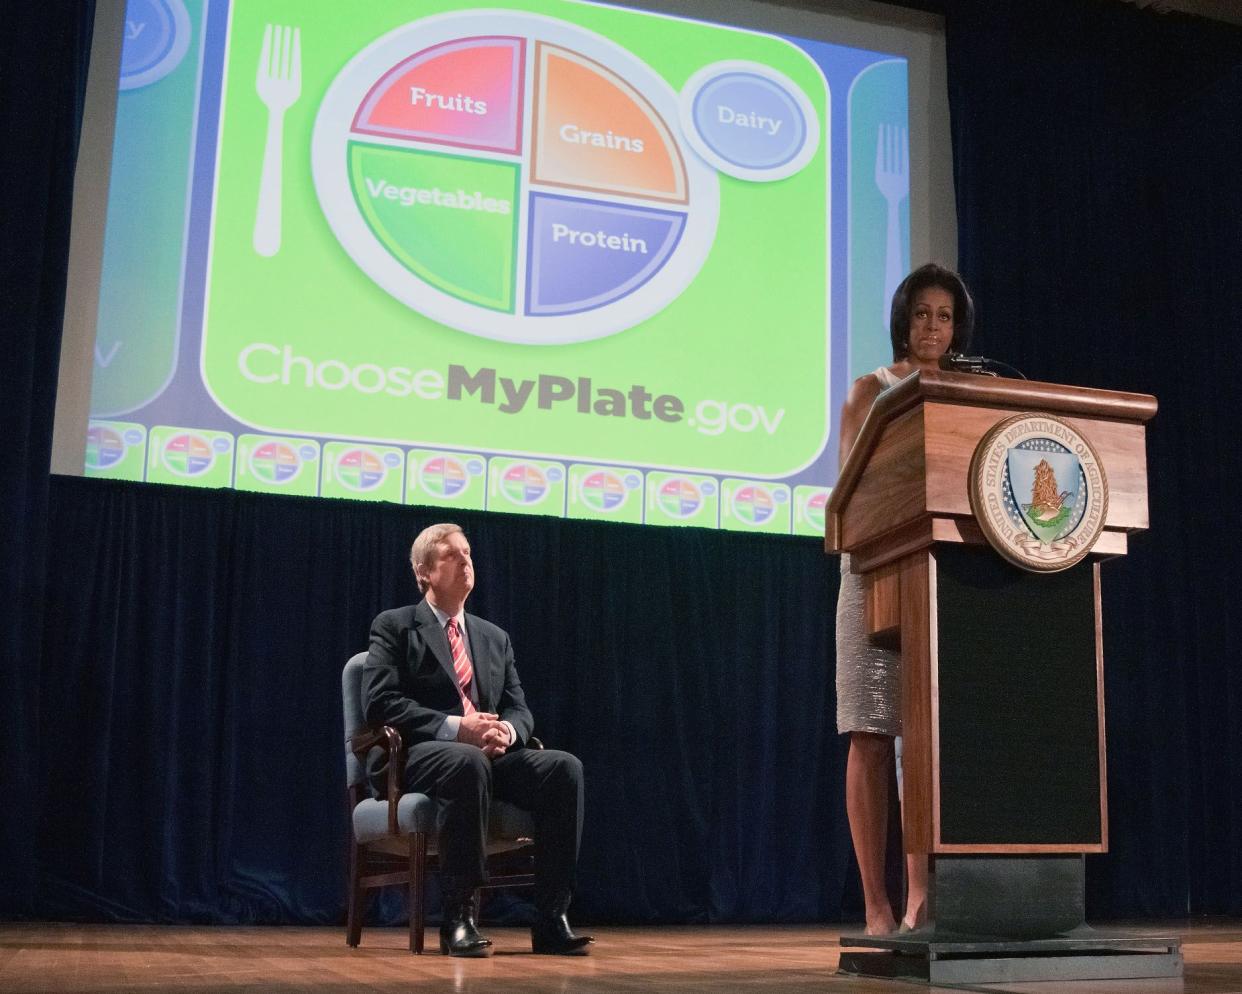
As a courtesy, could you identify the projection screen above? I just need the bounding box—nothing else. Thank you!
[57,0,954,536]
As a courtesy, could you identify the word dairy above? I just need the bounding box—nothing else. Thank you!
[716,106,783,136]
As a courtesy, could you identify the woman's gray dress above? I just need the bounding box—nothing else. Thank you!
[835,366,904,736]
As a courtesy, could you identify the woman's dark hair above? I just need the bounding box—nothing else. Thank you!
[889,263,975,361]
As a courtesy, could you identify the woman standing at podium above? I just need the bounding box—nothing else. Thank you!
[836,263,974,934]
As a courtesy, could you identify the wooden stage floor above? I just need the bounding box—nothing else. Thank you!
[1,921,1240,993]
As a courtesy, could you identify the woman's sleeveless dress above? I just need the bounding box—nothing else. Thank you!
[835,366,905,735]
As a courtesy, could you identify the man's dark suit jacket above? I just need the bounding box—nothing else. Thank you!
[361,599,535,791]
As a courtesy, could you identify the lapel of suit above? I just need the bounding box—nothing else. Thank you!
[414,599,459,692]
[463,613,492,710]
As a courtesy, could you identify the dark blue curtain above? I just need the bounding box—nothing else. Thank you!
[35,476,855,924]
[0,1,96,917]
[944,0,1242,915]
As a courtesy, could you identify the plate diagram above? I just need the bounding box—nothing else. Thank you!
[312,11,721,344]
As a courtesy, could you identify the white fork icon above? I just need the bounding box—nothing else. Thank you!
[874,123,909,329]
[253,24,302,257]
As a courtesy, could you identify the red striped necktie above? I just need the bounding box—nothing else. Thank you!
[444,617,476,715]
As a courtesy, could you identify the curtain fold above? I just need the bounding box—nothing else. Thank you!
[0,1,96,917]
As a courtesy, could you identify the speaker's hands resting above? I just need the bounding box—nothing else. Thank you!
[457,712,512,757]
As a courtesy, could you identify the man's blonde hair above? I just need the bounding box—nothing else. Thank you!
[409,523,464,593]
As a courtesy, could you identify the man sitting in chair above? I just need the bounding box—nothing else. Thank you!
[362,523,593,957]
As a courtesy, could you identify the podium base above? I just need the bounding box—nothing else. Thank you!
[838,927,1183,984]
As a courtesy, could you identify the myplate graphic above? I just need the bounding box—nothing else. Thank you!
[86,0,912,533]
[407,450,487,509]
[322,442,405,502]
[313,11,734,343]
[201,1,834,484]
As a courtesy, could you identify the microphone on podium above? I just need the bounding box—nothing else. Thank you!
[938,351,1028,380]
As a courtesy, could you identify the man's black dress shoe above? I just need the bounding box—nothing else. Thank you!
[531,913,594,955]
[439,894,493,957]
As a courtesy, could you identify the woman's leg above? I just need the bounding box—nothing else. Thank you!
[903,853,928,929]
[846,731,897,935]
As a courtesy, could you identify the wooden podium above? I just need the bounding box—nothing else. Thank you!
[826,369,1181,983]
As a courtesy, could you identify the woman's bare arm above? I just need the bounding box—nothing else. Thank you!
[838,373,885,473]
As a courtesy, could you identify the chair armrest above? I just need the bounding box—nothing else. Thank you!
[349,725,405,835]
[349,726,395,757]
[528,736,544,750]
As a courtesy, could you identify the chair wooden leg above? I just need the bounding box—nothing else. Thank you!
[346,841,365,948]
[409,833,427,954]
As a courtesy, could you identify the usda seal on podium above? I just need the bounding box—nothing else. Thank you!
[969,413,1109,572]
